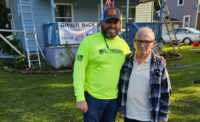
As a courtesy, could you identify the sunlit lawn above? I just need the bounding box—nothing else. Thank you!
[163,45,200,122]
[0,45,200,122]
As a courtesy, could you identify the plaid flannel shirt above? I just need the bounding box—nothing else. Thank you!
[119,51,172,122]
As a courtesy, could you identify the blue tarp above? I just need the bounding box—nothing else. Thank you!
[43,23,60,46]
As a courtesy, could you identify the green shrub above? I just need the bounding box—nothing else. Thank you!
[0,37,23,55]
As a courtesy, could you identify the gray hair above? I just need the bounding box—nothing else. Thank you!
[136,27,155,41]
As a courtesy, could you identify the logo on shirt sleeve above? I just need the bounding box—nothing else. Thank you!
[77,55,83,61]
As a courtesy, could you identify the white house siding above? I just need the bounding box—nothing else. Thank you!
[135,2,153,22]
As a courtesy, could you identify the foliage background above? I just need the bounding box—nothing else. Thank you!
[0,0,10,35]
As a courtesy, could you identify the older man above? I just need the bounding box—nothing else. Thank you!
[73,7,130,122]
[119,27,171,122]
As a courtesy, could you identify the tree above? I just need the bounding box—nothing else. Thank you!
[0,0,11,36]
[154,1,160,12]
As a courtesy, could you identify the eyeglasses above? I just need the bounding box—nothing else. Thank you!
[135,39,154,46]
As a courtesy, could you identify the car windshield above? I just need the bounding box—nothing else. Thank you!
[169,29,177,33]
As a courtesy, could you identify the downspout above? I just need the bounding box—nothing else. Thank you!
[126,0,129,24]
[152,1,154,22]
[195,0,200,29]
[159,0,164,23]
[159,0,164,34]
[51,0,55,22]
[125,0,129,45]
[125,0,132,49]
[100,0,103,20]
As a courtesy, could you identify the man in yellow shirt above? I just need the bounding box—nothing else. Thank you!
[73,7,130,122]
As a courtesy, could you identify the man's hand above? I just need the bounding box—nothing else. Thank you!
[156,54,166,65]
[76,101,88,113]
[158,120,166,122]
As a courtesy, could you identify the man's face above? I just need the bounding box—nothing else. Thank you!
[134,30,156,56]
[101,18,121,39]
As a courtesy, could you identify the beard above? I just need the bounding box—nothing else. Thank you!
[101,24,120,39]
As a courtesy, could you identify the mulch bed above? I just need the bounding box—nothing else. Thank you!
[160,51,183,61]
[2,51,183,74]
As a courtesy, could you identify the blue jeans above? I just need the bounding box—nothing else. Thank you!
[84,92,119,122]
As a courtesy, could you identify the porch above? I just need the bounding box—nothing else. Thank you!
[41,0,157,68]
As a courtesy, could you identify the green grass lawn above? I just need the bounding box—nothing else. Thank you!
[163,45,200,122]
[0,45,200,122]
[0,72,82,121]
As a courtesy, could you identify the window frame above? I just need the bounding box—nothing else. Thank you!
[183,15,190,27]
[177,0,184,6]
[54,3,74,22]
[121,6,136,31]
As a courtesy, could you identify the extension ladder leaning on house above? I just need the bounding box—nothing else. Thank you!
[19,0,44,69]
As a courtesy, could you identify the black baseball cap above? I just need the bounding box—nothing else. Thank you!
[102,7,121,21]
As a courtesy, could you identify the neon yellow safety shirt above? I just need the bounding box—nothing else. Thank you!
[73,32,131,102]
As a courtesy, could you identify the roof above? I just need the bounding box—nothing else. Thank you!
[153,10,182,21]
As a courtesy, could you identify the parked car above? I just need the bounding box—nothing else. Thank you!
[162,28,200,45]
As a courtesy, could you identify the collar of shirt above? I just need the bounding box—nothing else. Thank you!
[134,52,151,64]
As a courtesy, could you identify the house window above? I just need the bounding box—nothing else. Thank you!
[54,3,73,22]
[183,15,190,27]
[177,0,184,6]
[176,29,186,34]
[121,6,136,29]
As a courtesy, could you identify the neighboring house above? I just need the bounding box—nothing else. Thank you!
[161,19,182,34]
[166,0,200,29]
[5,0,154,68]
[153,11,182,34]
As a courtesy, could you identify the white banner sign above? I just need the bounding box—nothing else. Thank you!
[58,22,98,45]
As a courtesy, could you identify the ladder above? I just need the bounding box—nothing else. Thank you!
[158,0,181,53]
[19,0,43,68]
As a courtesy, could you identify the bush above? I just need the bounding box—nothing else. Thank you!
[34,60,53,71]
[160,51,179,59]
[0,37,23,55]
[13,55,27,69]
